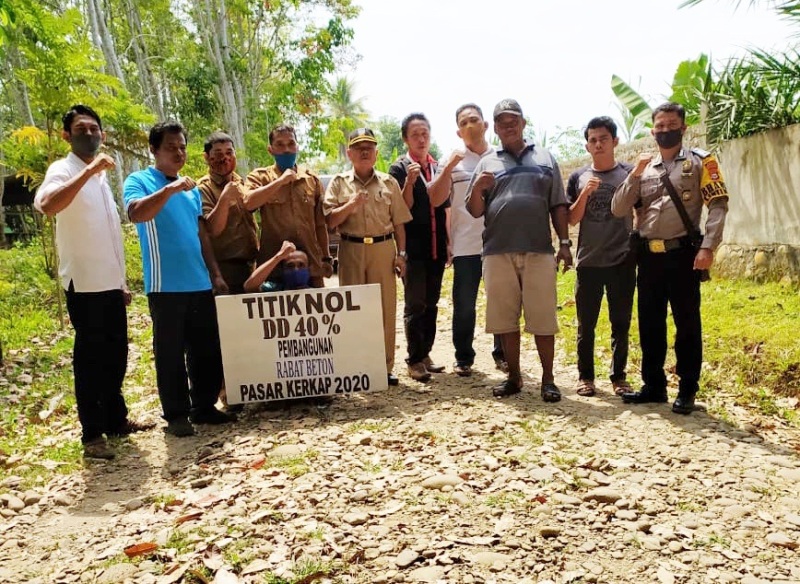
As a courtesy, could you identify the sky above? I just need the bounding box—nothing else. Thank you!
[342,0,795,154]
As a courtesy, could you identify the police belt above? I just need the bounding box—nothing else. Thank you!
[340,232,394,245]
[642,235,695,254]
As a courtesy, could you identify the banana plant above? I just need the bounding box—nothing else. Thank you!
[610,75,652,142]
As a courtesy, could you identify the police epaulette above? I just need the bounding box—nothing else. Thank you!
[691,147,711,158]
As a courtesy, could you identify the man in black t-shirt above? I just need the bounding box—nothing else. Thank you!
[566,116,635,398]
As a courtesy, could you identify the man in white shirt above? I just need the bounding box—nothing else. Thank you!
[429,104,505,376]
[35,105,153,460]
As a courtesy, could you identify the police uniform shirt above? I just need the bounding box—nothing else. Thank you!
[322,169,412,235]
[245,165,328,276]
[197,172,258,263]
[612,148,729,250]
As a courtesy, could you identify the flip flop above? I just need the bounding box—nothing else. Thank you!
[541,382,562,403]
[576,380,596,397]
[492,379,522,397]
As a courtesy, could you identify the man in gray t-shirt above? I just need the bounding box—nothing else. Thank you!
[466,99,572,402]
[566,116,635,398]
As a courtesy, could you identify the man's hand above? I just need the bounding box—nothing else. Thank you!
[632,153,653,177]
[694,247,714,271]
[280,168,297,185]
[279,240,297,258]
[220,182,242,206]
[394,255,406,278]
[212,274,229,295]
[168,176,196,194]
[321,261,334,278]
[87,153,115,175]
[122,287,132,307]
[350,190,369,209]
[473,171,495,195]
[580,176,601,198]
[556,246,573,274]
[406,163,422,186]
[446,150,465,170]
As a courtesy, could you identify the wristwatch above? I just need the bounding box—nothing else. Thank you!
[559,239,572,247]
[397,250,407,259]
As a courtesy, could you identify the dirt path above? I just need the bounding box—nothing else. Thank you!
[1,309,799,583]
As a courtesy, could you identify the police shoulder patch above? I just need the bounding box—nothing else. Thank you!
[691,147,711,159]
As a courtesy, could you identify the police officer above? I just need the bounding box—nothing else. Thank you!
[323,128,413,386]
[611,102,729,415]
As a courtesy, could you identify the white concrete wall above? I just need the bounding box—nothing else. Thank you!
[719,124,800,246]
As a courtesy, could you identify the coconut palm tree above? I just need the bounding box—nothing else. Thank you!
[327,77,369,160]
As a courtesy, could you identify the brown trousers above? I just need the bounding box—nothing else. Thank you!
[337,239,397,372]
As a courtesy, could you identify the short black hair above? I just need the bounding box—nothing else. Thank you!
[584,116,618,140]
[149,121,187,150]
[269,124,296,144]
[204,131,234,154]
[62,105,102,133]
[455,103,483,122]
[401,113,429,139]
[652,102,686,123]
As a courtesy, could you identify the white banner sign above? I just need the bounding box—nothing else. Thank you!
[216,284,388,404]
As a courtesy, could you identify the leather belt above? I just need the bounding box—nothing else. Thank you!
[644,236,693,253]
[340,232,394,245]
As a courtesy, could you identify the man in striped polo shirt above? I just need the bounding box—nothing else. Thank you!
[466,99,573,402]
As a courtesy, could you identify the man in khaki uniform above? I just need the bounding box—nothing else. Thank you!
[197,132,258,294]
[243,124,332,287]
[612,102,729,415]
[323,128,412,386]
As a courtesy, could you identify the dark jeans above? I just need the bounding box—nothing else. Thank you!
[637,245,702,396]
[65,285,128,444]
[452,255,504,366]
[575,261,636,382]
[404,258,446,364]
[148,291,223,421]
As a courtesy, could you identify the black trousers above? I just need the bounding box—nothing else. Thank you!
[65,285,128,444]
[403,258,446,365]
[575,261,636,382]
[452,255,504,366]
[637,246,702,395]
[148,291,223,421]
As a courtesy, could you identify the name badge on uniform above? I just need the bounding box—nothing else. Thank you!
[681,159,693,178]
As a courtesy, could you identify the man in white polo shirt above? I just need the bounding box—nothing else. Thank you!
[429,103,506,376]
[35,104,153,460]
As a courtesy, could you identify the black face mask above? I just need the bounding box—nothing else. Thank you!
[71,133,102,158]
[654,129,682,149]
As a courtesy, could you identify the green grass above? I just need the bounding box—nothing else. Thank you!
[555,269,800,424]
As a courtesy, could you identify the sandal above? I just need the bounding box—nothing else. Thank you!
[612,379,632,396]
[541,382,562,403]
[576,379,596,397]
[492,379,522,397]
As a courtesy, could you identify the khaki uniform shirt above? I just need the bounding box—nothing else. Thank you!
[197,172,258,262]
[322,169,412,236]
[612,147,729,250]
[245,165,328,277]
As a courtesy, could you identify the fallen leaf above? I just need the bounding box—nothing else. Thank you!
[295,571,327,584]
[175,511,203,525]
[188,568,211,583]
[241,559,270,575]
[124,542,158,558]
[211,568,241,583]
[249,456,266,470]
[158,563,190,584]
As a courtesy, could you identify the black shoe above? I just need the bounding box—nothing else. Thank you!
[672,394,696,415]
[387,374,399,386]
[189,408,236,425]
[621,387,668,404]
[106,418,156,438]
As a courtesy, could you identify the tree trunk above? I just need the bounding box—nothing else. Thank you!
[124,0,165,120]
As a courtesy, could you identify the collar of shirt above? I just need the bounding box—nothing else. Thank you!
[345,168,378,187]
[653,148,687,167]
[209,171,241,187]
[497,140,536,158]
[406,152,437,167]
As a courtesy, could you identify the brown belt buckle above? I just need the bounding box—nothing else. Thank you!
[363,236,374,245]
[648,239,666,253]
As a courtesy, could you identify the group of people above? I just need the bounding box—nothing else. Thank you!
[35,98,729,460]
